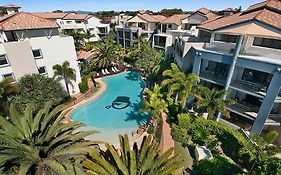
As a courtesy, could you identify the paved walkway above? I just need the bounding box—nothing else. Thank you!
[159,112,175,154]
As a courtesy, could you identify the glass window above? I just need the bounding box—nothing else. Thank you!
[32,49,43,59]
[168,24,172,28]
[214,33,237,43]
[38,66,47,75]
[3,73,14,79]
[253,37,281,50]
[0,55,9,66]
[241,68,272,87]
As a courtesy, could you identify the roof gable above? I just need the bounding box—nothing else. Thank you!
[162,14,191,25]
[0,12,59,31]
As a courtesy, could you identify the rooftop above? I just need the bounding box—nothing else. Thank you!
[0,12,59,31]
[162,14,191,25]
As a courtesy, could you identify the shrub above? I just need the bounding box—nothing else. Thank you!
[79,77,89,93]
[172,114,255,168]
[8,74,68,112]
[254,157,281,175]
[192,154,243,175]
[147,125,155,134]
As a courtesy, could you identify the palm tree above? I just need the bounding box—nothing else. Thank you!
[194,86,235,120]
[0,101,97,174]
[67,29,84,50]
[83,29,95,43]
[83,43,94,52]
[161,63,200,111]
[83,134,183,175]
[143,84,168,120]
[53,61,76,95]
[0,77,18,97]
[91,42,117,68]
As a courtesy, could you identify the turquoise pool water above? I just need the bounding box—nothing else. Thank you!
[71,71,151,143]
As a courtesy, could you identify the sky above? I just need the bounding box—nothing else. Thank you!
[1,0,263,12]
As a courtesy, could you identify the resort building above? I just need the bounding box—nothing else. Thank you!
[0,4,21,15]
[110,14,133,26]
[174,0,281,138]
[153,8,220,58]
[0,12,81,95]
[116,12,167,48]
[33,12,110,41]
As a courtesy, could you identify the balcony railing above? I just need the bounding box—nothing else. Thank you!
[199,70,227,84]
[227,101,260,120]
[154,42,166,48]
[230,80,267,96]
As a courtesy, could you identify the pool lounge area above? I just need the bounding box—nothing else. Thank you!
[71,71,151,144]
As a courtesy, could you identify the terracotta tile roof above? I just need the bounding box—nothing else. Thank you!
[0,12,59,31]
[137,13,159,23]
[63,13,93,20]
[151,15,167,22]
[162,14,191,25]
[199,0,281,31]
[223,8,237,12]
[197,7,211,15]
[77,50,96,60]
[32,12,68,19]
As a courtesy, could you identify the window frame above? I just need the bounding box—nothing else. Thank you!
[0,54,10,67]
[214,33,238,43]
[2,73,15,81]
[38,66,48,75]
[32,49,43,59]
[253,37,281,50]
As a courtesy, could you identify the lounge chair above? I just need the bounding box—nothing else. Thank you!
[97,73,100,77]
[105,69,110,74]
[101,69,106,75]
[114,67,119,72]
[111,67,116,73]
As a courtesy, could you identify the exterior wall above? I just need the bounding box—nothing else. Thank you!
[0,34,81,95]
[182,13,207,25]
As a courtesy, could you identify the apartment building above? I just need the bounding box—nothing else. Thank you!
[116,12,167,48]
[111,14,133,26]
[33,12,110,41]
[0,4,20,15]
[153,8,220,58]
[0,12,81,95]
[174,0,281,138]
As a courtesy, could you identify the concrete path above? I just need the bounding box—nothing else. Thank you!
[159,112,175,153]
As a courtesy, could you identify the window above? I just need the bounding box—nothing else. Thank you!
[32,49,43,59]
[168,24,172,29]
[3,73,14,79]
[214,33,237,43]
[38,66,47,75]
[253,37,281,50]
[76,20,82,24]
[66,21,72,24]
[241,68,272,87]
[0,55,9,67]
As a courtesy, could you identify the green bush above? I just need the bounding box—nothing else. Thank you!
[79,77,89,93]
[8,74,69,112]
[172,114,256,168]
[254,157,281,175]
[147,125,155,134]
[192,154,243,175]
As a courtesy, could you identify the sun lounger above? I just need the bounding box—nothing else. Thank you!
[111,67,116,73]
[97,73,100,77]
[101,69,106,75]
[114,67,119,72]
[105,69,110,74]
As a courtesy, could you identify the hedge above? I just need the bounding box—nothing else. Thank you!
[172,114,256,168]
[79,77,89,93]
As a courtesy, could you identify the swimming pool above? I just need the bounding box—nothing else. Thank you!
[71,71,151,143]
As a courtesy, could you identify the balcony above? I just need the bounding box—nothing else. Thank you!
[230,80,267,98]
[199,69,227,86]
[227,101,260,121]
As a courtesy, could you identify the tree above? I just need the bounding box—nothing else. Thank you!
[160,8,183,17]
[91,42,117,68]
[53,61,76,95]
[143,84,168,120]
[194,86,235,120]
[162,63,200,111]
[83,42,94,52]
[83,29,95,43]
[0,101,97,174]
[0,78,18,114]
[8,74,68,112]
[83,134,183,174]
[66,29,85,50]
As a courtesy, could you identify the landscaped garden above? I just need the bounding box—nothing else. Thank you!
[0,32,281,175]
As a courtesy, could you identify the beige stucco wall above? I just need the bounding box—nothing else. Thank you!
[3,41,38,79]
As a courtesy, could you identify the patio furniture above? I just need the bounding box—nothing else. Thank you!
[105,69,110,74]
[101,69,106,75]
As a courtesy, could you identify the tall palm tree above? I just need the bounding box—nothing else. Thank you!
[0,101,97,174]
[143,84,168,120]
[53,61,76,95]
[91,42,117,68]
[83,29,95,43]
[162,63,200,111]
[83,134,183,175]
[194,86,235,120]
[67,29,84,50]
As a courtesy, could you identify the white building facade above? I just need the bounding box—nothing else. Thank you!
[0,12,81,95]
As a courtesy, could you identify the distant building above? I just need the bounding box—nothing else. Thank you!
[0,12,81,95]
[0,4,21,14]
[111,14,133,26]
[32,12,110,41]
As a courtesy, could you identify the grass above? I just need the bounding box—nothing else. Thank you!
[174,141,194,170]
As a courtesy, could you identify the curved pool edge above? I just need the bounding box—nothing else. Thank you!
[63,77,108,121]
